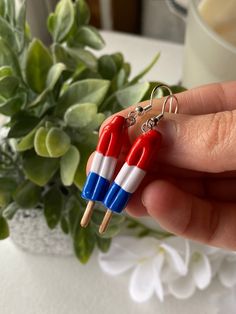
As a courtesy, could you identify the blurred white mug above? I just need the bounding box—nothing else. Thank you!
[169,0,236,88]
[181,0,236,88]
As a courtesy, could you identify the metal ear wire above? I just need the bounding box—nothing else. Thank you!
[126,84,173,127]
[141,94,179,133]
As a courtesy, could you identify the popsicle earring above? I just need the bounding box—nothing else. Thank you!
[99,93,179,233]
[80,84,173,228]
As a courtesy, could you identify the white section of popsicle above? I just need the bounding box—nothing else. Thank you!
[114,162,146,194]
[90,152,117,180]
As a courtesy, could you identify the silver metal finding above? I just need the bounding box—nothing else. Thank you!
[126,84,173,127]
[141,94,179,132]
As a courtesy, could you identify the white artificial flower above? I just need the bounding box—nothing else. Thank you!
[217,251,236,288]
[99,236,188,303]
[168,241,218,299]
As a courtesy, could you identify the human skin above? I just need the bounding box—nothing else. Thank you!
[87,81,236,251]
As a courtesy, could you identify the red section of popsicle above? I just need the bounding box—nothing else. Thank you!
[96,115,126,158]
[126,130,162,170]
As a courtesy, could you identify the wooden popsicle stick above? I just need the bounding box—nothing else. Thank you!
[80,201,95,228]
[99,209,113,234]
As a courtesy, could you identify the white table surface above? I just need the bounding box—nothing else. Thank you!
[0,31,223,314]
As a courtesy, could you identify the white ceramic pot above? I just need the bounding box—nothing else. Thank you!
[9,209,74,256]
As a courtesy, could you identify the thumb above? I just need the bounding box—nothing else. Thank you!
[155,110,236,173]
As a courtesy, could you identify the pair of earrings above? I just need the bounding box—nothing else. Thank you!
[80,85,179,233]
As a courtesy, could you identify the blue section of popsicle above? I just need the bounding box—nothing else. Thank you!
[82,172,110,201]
[103,182,131,213]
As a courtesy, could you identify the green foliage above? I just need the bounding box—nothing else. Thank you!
[44,186,64,229]
[0,0,183,262]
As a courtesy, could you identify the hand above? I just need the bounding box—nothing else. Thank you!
[91,81,236,250]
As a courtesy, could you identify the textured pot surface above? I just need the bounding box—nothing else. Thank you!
[9,209,73,256]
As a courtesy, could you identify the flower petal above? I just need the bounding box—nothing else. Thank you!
[153,254,165,302]
[99,237,139,275]
[129,259,155,303]
[218,259,236,287]
[169,273,196,299]
[192,253,212,289]
[161,243,187,276]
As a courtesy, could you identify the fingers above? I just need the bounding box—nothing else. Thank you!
[141,180,236,250]
[157,110,236,172]
[100,81,236,134]
[126,176,236,218]
[98,82,236,173]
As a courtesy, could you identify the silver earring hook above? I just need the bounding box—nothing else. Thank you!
[126,84,173,127]
[141,94,179,133]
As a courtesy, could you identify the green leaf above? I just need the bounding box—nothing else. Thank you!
[60,145,80,186]
[64,102,97,128]
[2,202,19,220]
[111,52,124,71]
[142,81,164,101]
[34,126,50,157]
[0,15,19,52]
[73,133,98,190]
[116,82,150,108]
[25,39,53,93]
[99,224,121,239]
[0,216,9,239]
[4,0,15,24]
[0,65,13,78]
[8,112,40,138]
[0,37,21,77]
[75,0,90,26]
[28,89,49,108]
[16,0,28,53]
[0,1,5,17]
[92,210,125,226]
[75,26,105,50]
[23,150,59,186]
[0,190,11,208]
[0,75,19,98]
[16,128,37,152]
[46,62,66,90]
[0,92,26,116]
[112,68,127,91]
[96,236,111,253]
[46,127,71,158]
[85,113,105,131]
[0,178,15,208]
[0,177,17,193]
[98,55,117,80]
[65,47,97,69]
[48,0,74,42]
[44,186,64,229]
[13,180,41,209]
[67,195,82,235]
[129,53,160,84]
[52,43,77,71]
[73,225,96,264]
[169,85,187,94]
[60,216,69,234]
[56,79,110,116]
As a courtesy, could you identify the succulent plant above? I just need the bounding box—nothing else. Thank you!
[0,0,184,263]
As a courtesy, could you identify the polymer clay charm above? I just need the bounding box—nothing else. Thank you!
[80,101,156,227]
[80,84,178,232]
[100,130,162,230]
[99,94,179,233]
[81,115,126,226]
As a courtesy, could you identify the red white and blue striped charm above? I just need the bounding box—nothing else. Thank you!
[81,115,126,227]
[99,129,162,233]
